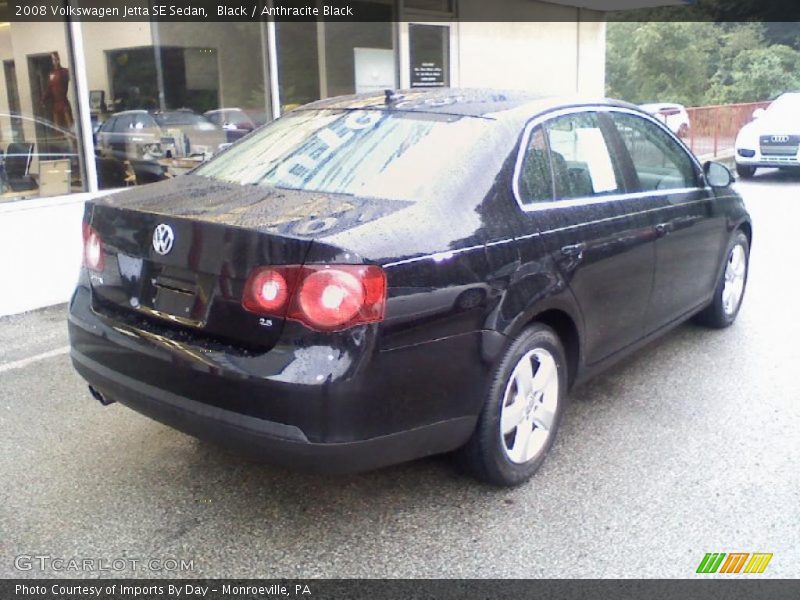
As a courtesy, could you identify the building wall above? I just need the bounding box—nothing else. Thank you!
[1,193,87,315]
[457,1,606,97]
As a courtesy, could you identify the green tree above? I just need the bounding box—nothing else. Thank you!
[607,22,717,105]
[712,45,800,103]
[607,21,800,106]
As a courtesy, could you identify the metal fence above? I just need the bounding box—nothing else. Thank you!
[685,101,771,159]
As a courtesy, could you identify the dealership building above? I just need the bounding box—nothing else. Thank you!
[0,0,675,315]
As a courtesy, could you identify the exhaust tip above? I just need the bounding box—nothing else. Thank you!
[88,385,115,406]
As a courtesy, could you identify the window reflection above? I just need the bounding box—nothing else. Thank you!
[0,21,84,202]
[196,110,494,202]
[88,22,272,189]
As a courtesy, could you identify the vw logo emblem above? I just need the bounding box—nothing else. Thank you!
[771,135,790,143]
[152,224,175,256]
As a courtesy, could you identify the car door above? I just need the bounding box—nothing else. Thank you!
[96,116,117,157]
[107,114,133,160]
[606,110,729,330]
[513,109,658,364]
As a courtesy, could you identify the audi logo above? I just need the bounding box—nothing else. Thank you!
[152,224,175,256]
[770,135,790,143]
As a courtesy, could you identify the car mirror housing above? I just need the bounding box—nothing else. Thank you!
[704,161,733,188]
[752,108,766,120]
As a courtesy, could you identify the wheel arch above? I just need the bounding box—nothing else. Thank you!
[737,220,753,249]
[524,308,581,389]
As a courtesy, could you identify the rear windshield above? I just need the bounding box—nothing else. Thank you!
[195,109,495,201]
[155,112,217,130]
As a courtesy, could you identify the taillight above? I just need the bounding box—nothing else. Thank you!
[82,223,105,272]
[242,268,292,314]
[242,265,386,332]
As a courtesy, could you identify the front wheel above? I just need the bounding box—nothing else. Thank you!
[736,164,756,179]
[460,324,567,486]
[695,231,749,329]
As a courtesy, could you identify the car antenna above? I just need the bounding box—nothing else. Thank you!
[384,89,403,106]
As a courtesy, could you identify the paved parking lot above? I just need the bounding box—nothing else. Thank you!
[1,170,798,579]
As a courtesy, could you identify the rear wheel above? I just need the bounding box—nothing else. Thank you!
[695,231,749,329]
[460,324,567,486]
[736,164,756,179]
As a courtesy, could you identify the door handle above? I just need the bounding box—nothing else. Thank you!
[655,223,673,237]
[561,243,586,260]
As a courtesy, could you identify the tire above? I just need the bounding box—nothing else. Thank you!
[736,164,756,179]
[695,231,749,329]
[460,323,568,486]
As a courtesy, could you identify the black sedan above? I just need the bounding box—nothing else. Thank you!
[68,89,751,486]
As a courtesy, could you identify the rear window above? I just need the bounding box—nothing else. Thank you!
[195,109,496,201]
[155,112,217,130]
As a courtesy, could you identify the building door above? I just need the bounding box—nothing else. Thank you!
[399,22,458,89]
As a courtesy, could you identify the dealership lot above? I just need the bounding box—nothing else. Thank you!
[1,171,798,579]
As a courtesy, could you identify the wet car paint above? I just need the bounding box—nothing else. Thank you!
[68,89,752,471]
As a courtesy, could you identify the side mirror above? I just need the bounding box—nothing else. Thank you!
[704,161,733,188]
[752,108,766,120]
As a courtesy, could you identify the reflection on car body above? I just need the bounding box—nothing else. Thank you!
[69,89,752,486]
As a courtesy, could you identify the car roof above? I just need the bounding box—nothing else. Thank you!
[297,88,640,121]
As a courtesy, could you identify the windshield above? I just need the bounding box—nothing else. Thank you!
[766,94,800,119]
[195,109,496,201]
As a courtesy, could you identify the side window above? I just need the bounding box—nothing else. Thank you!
[99,117,116,133]
[611,112,698,192]
[544,112,622,200]
[517,127,554,204]
[112,115,132,132]
[133,114,158,130]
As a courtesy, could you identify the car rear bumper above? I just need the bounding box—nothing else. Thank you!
[71,348,474,472]
[68,284,484,472]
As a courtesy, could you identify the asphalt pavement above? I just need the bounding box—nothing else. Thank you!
[1,170,798,579]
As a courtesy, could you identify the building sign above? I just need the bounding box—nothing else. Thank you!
[408,23,449,88]
[410,61,445,88]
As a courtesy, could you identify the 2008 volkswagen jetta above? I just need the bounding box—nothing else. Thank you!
[69,89,751,486]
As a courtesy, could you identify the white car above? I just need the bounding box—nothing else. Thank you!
[639,103,691,137]
[734,92,800,178]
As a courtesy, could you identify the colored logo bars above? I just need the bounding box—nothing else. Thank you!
[696,552,773,574]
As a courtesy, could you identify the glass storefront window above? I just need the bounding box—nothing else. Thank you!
[0,1,407,199]
[83,21,273,190]
[276,1,396,113]
[0,21,85,202]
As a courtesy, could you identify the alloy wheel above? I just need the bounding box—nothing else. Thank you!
[722,243,747,316]
[500,348,559,464]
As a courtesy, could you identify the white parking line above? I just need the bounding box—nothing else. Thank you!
[0,346,70,374]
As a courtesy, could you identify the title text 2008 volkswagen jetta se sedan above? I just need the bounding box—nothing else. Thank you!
[69,89,751,486]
